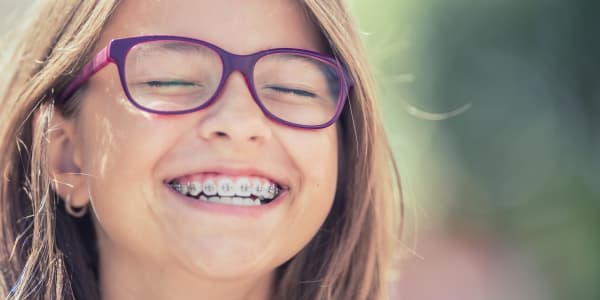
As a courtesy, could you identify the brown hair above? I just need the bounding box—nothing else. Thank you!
[0,1,402,299]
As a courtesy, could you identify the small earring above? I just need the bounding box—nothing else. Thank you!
[64,195,88,218]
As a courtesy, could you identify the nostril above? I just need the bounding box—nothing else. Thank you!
[215,131,227,137]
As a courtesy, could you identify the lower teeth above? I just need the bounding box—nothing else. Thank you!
[201,195,263,206]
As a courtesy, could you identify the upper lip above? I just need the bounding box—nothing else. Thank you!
[163,165,290,190]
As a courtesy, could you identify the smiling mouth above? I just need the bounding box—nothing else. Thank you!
[167,175,282,206]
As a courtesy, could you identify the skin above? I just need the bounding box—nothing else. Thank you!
[47,1,338,299]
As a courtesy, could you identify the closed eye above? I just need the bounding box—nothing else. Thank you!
[146,80,199,87]
[264,85,317,98]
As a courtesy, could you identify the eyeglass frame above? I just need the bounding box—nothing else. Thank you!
[58,35,353,129]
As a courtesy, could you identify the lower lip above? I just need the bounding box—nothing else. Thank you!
[163,183,288,217]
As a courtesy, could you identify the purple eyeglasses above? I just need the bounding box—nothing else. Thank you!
[59,35,353,129]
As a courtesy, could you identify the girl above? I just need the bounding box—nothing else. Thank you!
[0,1,401,299]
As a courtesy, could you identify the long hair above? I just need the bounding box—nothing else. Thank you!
[0,1,402,299]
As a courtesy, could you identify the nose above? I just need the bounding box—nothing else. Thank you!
[196,72,272,146]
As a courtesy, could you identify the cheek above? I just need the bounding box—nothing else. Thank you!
[78,115,122,179]
[75,96,184,254]
[275,126,339,250]
[283,127,338,185]
[77,80,182,182]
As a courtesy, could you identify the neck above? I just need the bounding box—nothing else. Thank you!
[97,241,274,300]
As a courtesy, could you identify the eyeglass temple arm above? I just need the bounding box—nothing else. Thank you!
[58,45,112,102]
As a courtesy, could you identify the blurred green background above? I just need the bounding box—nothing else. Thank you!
[348,0,599,299]
[2,1,598,299]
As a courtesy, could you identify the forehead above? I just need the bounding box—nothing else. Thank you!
[98,0,326,54]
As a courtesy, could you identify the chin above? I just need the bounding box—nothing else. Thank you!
[168,238,281,280]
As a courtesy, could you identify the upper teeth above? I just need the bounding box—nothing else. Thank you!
[203,179,217,196]
[170,177,280,200]
[235,178,252,197]
[188,182,202,197]
[217,178,235,197]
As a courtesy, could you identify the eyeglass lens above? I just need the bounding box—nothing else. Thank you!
[124,40,342,126]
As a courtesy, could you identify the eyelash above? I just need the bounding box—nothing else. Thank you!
[266,85,316,97]
[146,80,197,87]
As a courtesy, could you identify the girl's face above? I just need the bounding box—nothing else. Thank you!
[64,0,338,281]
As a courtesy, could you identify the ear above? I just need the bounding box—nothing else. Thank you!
[35,108,90,208]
